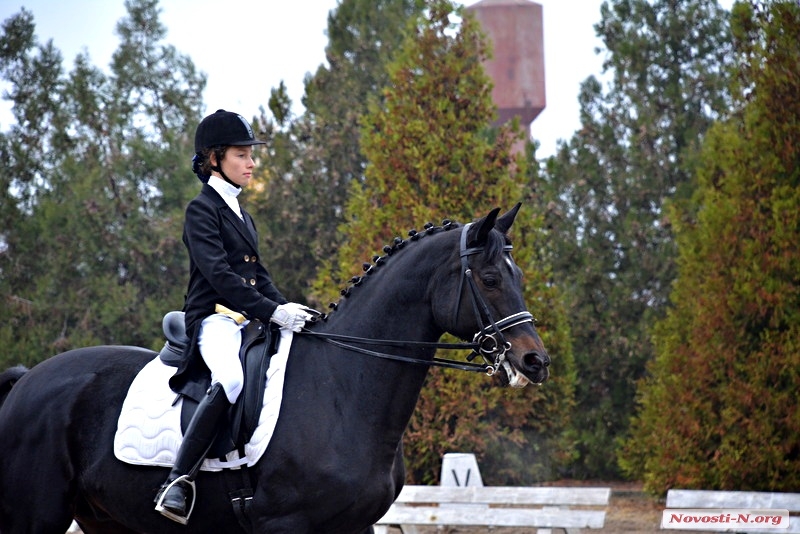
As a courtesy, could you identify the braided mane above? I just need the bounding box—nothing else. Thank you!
[319,217,510,319]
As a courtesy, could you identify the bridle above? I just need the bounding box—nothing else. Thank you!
[455,222,534,373]
[298,223,534,376]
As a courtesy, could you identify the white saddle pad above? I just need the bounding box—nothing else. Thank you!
[113,329,292,471]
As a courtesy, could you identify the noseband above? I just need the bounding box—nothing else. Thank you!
[455,223,534,374]
[298,224,534,376]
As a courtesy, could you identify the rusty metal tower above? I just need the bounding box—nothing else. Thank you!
[465,0,546,130]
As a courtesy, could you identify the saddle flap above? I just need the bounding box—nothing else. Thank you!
[179,320,276,459]
[235,320,279,443]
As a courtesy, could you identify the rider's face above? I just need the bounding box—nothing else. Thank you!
[215,145,256,188]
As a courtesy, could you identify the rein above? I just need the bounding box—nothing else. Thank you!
[297,224,533,376]
[296,330,492,373]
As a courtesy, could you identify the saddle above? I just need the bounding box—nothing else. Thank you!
[157,311,280,459]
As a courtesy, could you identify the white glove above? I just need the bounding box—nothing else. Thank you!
[283,302,320,318]
[270,303,311,332]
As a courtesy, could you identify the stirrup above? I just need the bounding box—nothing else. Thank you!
[155,475,197,525]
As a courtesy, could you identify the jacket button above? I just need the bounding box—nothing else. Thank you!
[244,255,250,262]
[241,277,246,285]
[249,278,256,286]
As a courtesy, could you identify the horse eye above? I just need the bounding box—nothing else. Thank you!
[482,276,498,288]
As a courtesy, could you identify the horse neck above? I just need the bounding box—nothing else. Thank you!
[303,233,457,427]
[322,232,456,343]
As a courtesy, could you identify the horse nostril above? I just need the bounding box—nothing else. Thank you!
[524,352,549,369]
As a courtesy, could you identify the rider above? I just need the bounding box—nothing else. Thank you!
[154,109,312,524]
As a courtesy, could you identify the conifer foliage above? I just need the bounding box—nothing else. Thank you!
[0,0,203,367]
[319,0,575,484]
[247,0,425,304]
[620,1,800,494]
[537,0,733,478]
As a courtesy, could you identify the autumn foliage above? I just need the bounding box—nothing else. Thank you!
[620,1,800,494]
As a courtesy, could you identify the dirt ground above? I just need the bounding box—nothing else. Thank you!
[550,480,709,533]
[599,480,667,533]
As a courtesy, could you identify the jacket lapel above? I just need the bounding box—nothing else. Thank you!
[202,184,259,251]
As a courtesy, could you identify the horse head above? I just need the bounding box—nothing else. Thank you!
[315,203,550,388]
[433,204,550,387]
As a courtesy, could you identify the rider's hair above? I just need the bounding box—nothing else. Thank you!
[193,147,229,181]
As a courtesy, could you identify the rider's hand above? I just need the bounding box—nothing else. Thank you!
[284,302,322,318]
[270,304,311,332]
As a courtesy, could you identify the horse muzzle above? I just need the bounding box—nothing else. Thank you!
[498,348,550,388]
[472,312,550,388]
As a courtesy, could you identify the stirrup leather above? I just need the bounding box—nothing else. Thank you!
[155,475,197,525]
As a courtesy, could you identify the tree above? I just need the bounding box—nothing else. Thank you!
[0,0,204,368]
[316,0,575,484]
[536,0,733,478]
[247,0,426,304]
[303,0,426,201]
[620,0,800,494]
[243,84,327,303]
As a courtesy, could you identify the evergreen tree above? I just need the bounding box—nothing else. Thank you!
[248,0,425,304]
[536,0,733,478]
[304,0,426,199]
[620,0,800,494]
[317,0,575,484]
[0,0,204,367]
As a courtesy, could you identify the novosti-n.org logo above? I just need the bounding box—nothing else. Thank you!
[662,509,789,530]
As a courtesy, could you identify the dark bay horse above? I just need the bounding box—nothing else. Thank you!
[0,205,549,534]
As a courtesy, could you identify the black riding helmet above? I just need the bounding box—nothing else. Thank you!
[192,109,266,184]
[194,109,266,152]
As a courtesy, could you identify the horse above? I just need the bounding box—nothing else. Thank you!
[0,205,549,534]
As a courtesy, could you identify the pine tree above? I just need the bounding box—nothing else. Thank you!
[620,0,800,494]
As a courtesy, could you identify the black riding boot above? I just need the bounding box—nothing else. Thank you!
[154,383,230,524]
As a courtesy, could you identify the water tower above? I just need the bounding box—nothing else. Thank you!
[465,0,546,132]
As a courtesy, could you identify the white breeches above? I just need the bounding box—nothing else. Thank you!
[197,314,246,403]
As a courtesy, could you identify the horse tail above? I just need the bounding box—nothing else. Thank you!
[0,365,27,409]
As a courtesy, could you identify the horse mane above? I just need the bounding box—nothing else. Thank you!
[319,217,511,319]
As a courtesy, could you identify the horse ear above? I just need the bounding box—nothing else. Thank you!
[468,207,501,247]
[495,202,522,234]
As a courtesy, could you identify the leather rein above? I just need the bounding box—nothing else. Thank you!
[297,223,534,376]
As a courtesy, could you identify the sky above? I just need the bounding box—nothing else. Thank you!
[0,0,608,158]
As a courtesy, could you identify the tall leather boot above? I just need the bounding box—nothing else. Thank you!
[155,383,230,524]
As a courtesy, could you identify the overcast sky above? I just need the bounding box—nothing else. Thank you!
[0,0,609,158]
